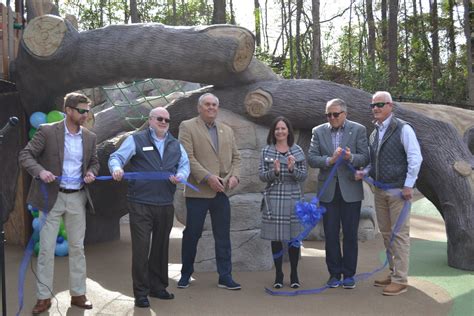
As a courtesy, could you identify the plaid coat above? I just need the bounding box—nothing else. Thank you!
[259,144,307,241]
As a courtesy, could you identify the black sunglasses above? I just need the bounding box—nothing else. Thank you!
[151,116,171,123]
[370,102,389,108]
[70,107,90,114]
[325,111,344,118]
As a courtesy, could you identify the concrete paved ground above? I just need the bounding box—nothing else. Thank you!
[3,198,473,315]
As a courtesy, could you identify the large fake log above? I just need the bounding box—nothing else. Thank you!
[14,15,267,114]
[167,80,474,270]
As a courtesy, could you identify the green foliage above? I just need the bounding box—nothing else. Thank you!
[57,0,469,105]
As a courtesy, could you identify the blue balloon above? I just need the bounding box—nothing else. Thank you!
[32,218,40,231]
[55,240,68,256]
[56,236,64,244]
[29,112,47,129]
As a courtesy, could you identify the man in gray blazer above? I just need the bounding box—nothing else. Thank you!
[178,93,241,290]
[19,92,99,314]
[308,98,369,289]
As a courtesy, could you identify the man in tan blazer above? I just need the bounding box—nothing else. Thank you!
[19,92,99,314]
[178,93,241,290]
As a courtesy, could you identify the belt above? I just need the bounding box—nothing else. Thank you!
[58,187,83,194]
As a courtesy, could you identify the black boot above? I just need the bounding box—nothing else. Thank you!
[272,241,284,288]
[289,245,300,288]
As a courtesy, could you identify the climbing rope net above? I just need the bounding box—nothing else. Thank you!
[89,78,190,129]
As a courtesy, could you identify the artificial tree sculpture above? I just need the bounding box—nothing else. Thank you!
[9,15,474,270]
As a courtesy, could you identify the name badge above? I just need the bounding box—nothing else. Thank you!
[143,146,154,151]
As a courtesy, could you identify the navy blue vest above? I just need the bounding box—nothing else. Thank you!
[369,117,409,188]
[127,129,181,205]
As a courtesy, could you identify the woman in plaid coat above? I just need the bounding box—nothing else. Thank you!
[259,116,307,289]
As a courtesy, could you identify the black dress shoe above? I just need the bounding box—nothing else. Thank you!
[134,296,150,308]
[150,289,175,300]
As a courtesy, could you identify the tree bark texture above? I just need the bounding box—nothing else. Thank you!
[430,0,440,99]
[366,0,375,65]
[388,0,399,88]
[14,15,257,114]
[311,0,320,78]
[212,0,226,24]
[464,0,474,105]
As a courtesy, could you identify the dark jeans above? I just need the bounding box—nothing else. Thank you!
[181,192,232,279]
[128,202,174,297]
[321,183,361,279]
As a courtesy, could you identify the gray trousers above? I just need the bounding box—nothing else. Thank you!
[128,202,174,297]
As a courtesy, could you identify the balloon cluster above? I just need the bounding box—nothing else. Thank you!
[28,110,65,139]
[28,204,69,257]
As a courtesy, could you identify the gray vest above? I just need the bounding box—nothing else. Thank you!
[369,117,408,188]
[127,129,181,205]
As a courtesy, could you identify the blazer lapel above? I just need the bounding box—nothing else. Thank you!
[197,118,218,154]
[56,122,65,168]
[82,129,90,174]
[340,121,352,149]
[322,123,333,152]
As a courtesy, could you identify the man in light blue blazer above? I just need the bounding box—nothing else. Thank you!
[308,98,369,289]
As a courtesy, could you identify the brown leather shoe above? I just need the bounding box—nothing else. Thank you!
[383,283,408,296]
[71,295,93,309]
[32,298,51,314]
[374,276,391,287]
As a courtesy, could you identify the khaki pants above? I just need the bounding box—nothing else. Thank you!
[374,188,410,285]
[36,190,87,299]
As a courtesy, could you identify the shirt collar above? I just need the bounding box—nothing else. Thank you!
[375,114,393,131]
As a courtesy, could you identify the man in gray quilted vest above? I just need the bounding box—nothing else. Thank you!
[359,91,422,296]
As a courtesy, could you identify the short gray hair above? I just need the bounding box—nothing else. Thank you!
[373,91,393,102]
[326,98,347,112]
[198,93,219,107]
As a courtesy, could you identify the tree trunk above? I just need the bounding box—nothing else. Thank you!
[388,0,399,88]
[229,0,235,24]
[212,0,226,24]
[366,0,376,65]
[166,80,474,270]
[25,0,59,21]
[311,0,321,79]
[254,0,261,48]
[447,0,456,56]
[431,0,440,100]
[295,0,303,78]
[381,0,388,65]
[264,0,269,51]
[463,0,473,105]
[14,16,258,114]
[287,0,294,78]
[129,0,140,23]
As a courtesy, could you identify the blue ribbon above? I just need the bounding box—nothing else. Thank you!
[266,151,412,296]
[17,171,198,316]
